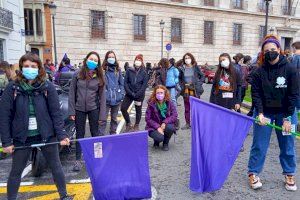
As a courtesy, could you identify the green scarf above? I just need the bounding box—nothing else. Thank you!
[20,81,40,137]
[157,102,167,119]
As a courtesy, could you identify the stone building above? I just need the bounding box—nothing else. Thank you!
[0,0,25,64]
[53,0,300,66]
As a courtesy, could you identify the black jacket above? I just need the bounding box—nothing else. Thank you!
[178,65,205,98]
[0,80,68,147]
[251,55,299,117]
[209,68,242,109]
[124,67,149,101]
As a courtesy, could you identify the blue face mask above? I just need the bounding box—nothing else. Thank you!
[107,58,115,65]
[22,68,39,80]
[86,60,98,70]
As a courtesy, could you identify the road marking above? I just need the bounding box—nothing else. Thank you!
[69,178,90,183]
[116,102,134,134]
[0,181,34,187]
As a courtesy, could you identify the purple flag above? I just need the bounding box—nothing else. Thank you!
[189,97,253,193]
[79,131,152,200]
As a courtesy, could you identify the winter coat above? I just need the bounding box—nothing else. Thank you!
[0,80,68,147]
[105,67,125,106]
[145,100,178,132]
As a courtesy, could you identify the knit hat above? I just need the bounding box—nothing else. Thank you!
[135,54,144,62]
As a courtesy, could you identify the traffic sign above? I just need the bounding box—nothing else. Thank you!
[166,43,172,51]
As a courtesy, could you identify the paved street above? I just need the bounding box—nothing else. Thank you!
[0,84,299,199]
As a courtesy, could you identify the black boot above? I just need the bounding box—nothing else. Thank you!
[153,141,159,149]
[162,143,169,151]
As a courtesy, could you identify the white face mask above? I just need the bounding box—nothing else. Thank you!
[135,60,142,67]
[221,59,230,69]
[185,59,192,65]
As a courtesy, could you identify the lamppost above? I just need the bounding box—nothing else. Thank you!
[160,20,165,59]
[49,2,57,66]
[264,0,272,37]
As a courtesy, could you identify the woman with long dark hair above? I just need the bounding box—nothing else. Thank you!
[209,53,242,110]
[102,51,125,135]
[178,53,205,130]
[0,53,71,200]
[68,51,106,172]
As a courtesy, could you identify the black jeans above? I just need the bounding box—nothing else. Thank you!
[149,124,175,145]
[105,104,120,135]
[75,109,100,160]
[121,95,143,125]
[7,136,67,200]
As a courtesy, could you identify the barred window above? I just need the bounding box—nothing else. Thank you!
[134,15,146,40]
[171,0,183,2]
[233,23,242,45]
[204,21,214,44]
[36,9,43,36]
[204,0,215,6]
[171,18,182,43]
[232,0,243,9]
[24,8,34,36]
[91,10,105,38]
[259,25,265,45]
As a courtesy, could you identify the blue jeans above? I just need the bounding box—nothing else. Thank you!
[168,87,177,111]
[248,112,297,175]
[291,109,298,131]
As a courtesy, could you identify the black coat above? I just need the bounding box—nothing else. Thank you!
[124,67,149,101]
[0,80,68,147]
[251,55,299,117]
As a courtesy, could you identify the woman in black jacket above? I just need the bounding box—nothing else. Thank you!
[248,36,299,191]
[0,53,71,200]
[209,53,242,110]
[121,54,149,132]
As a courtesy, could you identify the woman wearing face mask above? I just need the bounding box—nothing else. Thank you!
[102,51,125,135]
[0,53,71,200]
[178,53,205,130]
[209,53,242,110]
[146,85,178,151]
[248,36,299,191]
[68,51,106,172]
[121,54,149,132]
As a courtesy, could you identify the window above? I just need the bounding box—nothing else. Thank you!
[0,39,4,61]
[134,15,146,40]
[204,0,215,6]
[171,18,182,43]
[282,0,295,16]
[171,0,183,2]
[35,9,43,36]
[259,25,265,45]
[91,10,105,38]
[232,0,243,9]
[204,21,214,44]
[24,8,33,36]
[233,23,242,45]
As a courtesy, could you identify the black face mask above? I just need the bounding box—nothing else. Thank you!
[265,51,279,62]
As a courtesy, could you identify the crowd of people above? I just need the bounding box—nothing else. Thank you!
[0,34,299,199]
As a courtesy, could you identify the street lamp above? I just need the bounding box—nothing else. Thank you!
[160,20,165,59]
[49,2,57,66]
[264,0,272,37]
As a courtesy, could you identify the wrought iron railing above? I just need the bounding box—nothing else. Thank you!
[0,7,13,30]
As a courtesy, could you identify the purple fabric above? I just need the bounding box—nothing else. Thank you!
[262,38,281,49]
[145,100,177,131]
[79,131,152,200]
[189,97,253,193]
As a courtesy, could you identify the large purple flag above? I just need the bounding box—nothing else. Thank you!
[79,131,152,200]
[189,97,253,193]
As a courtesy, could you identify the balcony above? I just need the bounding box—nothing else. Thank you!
[0,7,13,31]
[282,6,296,16]
[231,0,248,10]
[257,2,273,14]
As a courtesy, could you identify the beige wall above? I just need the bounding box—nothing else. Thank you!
[54,0,300,67]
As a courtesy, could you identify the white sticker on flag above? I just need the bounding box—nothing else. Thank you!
[94,142,103,158]
[222,92,233,98]
[28,117,37,130]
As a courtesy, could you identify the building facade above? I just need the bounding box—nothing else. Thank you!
[54,0,300,66]
[24,0,54,63]
[0,0,25,64]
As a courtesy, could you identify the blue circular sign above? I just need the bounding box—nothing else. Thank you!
[166,43,172,51]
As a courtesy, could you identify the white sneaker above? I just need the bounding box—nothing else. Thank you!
[249,174,262,190]
[285,175,297,191]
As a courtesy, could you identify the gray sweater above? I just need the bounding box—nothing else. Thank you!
[68,71,106,121]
